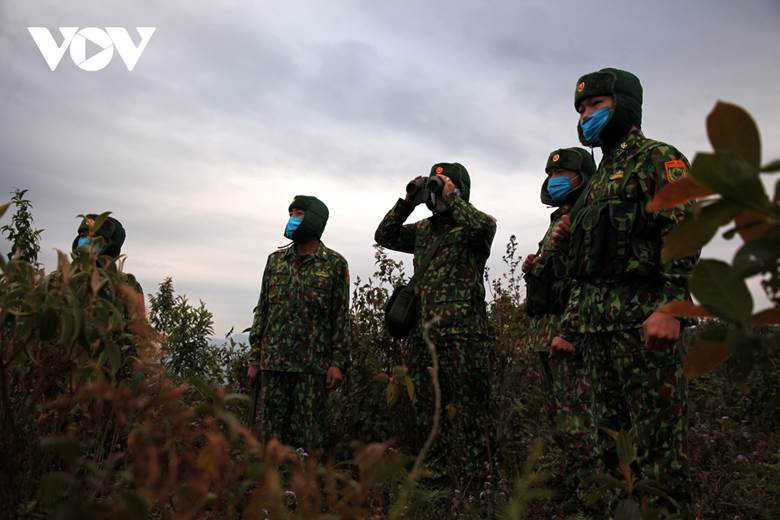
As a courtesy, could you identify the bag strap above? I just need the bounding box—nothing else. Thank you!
[408,230,448,291]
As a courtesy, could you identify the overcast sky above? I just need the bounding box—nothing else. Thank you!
[1,0,779,335]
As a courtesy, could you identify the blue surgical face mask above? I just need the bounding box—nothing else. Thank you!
[547,177,572,203]
[579,107,612,146]
[77,236,92,248]
[284,216,303,239]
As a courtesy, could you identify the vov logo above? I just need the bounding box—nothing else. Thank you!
[28,27,156,71]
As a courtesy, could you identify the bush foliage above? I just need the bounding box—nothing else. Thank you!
[1,102,778,519]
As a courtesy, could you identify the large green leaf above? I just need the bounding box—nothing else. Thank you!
[731,228,780,278]
[661,200,741,262]
[689,152,770,212]
[689,259,753,324]
[706,101,761,170]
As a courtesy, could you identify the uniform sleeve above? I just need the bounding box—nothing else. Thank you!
[644,145,699,307]
[374,198,417,253]
[559,280,581,341]
[248,257,272,362]
[329,258,351,372]
[445,194,497,255]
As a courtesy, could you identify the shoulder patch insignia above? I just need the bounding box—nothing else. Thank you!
[609,170,624,181]
[663,159,688,183]
[314,271,329,278]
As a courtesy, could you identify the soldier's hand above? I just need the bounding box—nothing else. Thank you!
[438,174,457,197]
[550,336,575,355]
[643,311,680,350]
[326,366,343,390]
[247,363,259,383]
[552,214,571,249]
[522,253,537,273]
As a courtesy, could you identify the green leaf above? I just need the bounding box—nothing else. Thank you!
[106,341,121,377]
[761,158,780,173]
[689,152,770,212]
[404,376,415,402]
[616,430,636,466]
[732,229,780,278]
[91,211,112,235]
[615,498,642,520]
[689,259,753,324]
[661,200,741,262]
[706,101,761,170]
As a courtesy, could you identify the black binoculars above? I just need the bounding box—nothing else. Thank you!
[406,176,444,197]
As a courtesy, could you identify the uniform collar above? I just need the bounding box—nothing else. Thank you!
[283,241,327,261]
[604,128,645,160]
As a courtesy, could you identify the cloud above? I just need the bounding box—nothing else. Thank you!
[1,0,778,333]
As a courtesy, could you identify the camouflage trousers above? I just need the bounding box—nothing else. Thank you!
[538,349,597,506]
[582,329,690,508]
[258,370,328,454]
[407,336,493,486]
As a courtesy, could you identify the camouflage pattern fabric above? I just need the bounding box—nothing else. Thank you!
[407,336,493,485]
[563,129,695,334]
[583,330,690,507]
[548,348,597,509]
[258,370,328,453]
[374,193,496,341]
[562,129,695,509]
[249,242,350,373]
[524,207,569,353]
[375,191,496,485]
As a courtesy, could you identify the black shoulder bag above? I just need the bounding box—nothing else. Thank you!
[384,233,447,339]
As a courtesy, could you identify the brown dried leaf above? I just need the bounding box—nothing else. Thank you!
[682,339,731,380]
[657,301,714,318]
[646,176,714,212]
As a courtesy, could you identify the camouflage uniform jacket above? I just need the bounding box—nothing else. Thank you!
[374,193,496,340]
[563,129,696,335]
[525,207,576,352]
[249,243,350,373]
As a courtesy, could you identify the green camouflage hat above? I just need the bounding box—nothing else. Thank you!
[541,147,596,206]
[574,68,642,147]
[430,162,471,202]
[288,195,329,241]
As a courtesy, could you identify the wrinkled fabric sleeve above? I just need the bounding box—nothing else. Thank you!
[644,146,699,307]
[446,195,497,255]
[559,280,581,341]
[374,198,417,253]
[249,257,272,362]
[329,258,351,372]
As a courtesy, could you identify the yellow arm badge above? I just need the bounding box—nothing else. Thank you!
[663,160,688,183]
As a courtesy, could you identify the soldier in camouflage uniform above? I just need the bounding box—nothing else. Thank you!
[552,68,695,513]
[72,214,145,310]
[247,195,350,454]
[522,147,596,506]
[374,163,496,488]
